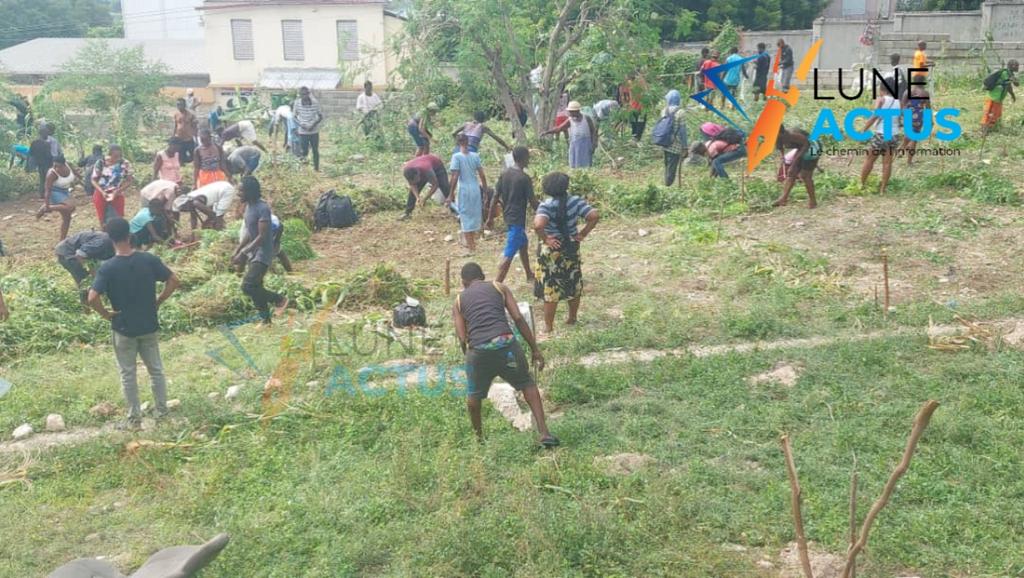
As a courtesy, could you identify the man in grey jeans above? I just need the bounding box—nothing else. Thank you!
[88,217,180,429]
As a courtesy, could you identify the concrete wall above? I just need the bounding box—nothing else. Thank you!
[813,18,895,69]
[202,3,397,88]
[740,29,814,58]
[892,11,981,42]
[983,1,1024,41]
[123,0,204,40]
[820,0,892,19]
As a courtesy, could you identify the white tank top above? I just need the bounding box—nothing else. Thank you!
[875,95,901,135]
[49,166,75,190]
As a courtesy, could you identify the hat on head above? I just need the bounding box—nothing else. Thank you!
[566,101,582,112]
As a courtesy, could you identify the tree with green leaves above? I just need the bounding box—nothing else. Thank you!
[34,40,167,158]
[0,0,115,50]
[402,0,662,143]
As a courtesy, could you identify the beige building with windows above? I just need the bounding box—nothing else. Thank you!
[199,0,406,90]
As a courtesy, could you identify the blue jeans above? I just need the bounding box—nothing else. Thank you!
[711,149,747,178]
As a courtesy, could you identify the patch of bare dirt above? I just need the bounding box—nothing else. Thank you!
[594,453,656,476]
[0,425,113,454]
[748,362,803,387]
[778,542,845,578]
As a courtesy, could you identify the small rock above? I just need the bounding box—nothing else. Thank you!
[90,401,118,418]
[443,234,454,243]
[637,228,649,237]
[140,401,151,413]
[756,559,774,569]
[207,392,220,399]
[112,501,126,509]
[45,414,66,432]
[12,423,33,440]
[85,533,100,542]
[794,221,806,228]
[349,154,366,162]
[306,380,320,388]
[166,399,181,410]
[225,385,242,400]
[722,543,748,552]
[264,377,283,391]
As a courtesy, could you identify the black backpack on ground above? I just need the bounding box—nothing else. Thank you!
[393,303,427,328]
[314,190,359,230]
[717,127,745,145]
[983,68,1007,91]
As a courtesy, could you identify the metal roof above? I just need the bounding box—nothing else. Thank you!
[0,38,207,78]
[259,68,342,90]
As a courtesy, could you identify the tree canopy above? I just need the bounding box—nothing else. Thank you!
[0,0,115,50]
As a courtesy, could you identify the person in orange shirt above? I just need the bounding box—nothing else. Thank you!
[912,41,934,77]
[700,50,723,107]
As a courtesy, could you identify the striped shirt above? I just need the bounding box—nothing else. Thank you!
[537,195,594,239]
[292,97,323,135]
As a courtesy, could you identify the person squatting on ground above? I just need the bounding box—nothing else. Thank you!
[453,262,558,448]
[447,133,488,254]
[87,217,180,430]
[533,172,599,338]
[232,176,288,325]
[773,125,820,209]
[487,146,538,284]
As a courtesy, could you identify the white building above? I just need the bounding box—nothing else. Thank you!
[122,0,205,41]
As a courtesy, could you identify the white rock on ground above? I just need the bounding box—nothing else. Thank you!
[225,385,242,400]
[444,234,454,242]
[45,414,66,432]
[12,423,33,440]
[166,399,181,410]
[637,228,649,237]
[207,392,220,399]
[140,401,151,413]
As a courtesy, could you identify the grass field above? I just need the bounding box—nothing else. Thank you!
[2,80,1024,577]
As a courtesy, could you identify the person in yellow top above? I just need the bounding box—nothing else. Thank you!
[913,41,934,76]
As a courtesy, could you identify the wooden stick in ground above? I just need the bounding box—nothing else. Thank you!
[848,467,859,578]
[780,434,814,578]
[841,400,940,578]
[882,251,890,316]
[444,258,451,296]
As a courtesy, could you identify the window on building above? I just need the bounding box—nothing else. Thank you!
[337,20,359,61]
[282,20,305,61]
[231,19,254,61]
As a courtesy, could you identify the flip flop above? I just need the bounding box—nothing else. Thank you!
[539,435,560,449]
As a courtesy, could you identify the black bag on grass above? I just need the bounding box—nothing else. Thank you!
[393,303,427,328]
[314,190,359,230]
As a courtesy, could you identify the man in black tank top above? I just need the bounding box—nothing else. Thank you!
[453,262,559,447]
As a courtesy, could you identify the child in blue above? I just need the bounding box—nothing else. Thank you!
[446,133,488,254]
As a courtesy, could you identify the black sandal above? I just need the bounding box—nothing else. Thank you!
[540,435,560,449]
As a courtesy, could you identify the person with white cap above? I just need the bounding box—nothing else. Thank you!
[185,88,200,112]
[543,101,597,169]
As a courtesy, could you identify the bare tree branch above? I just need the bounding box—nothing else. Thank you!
[781,435,815,578]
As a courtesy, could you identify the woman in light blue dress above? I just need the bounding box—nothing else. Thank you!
[447,133,488,254]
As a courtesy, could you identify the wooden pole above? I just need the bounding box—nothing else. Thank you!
[848,468,859,578]
[841,401,940,578]
[882,251,890,316]
[444,258,451,296]
[781,435,814,578]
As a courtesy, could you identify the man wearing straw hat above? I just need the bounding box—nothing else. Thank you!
[543,101,597,169]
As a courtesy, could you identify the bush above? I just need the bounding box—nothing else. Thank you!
[281,218,315,261]
[0,168,39,201]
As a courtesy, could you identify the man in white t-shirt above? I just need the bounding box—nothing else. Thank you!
[270,105,293,148]
[355,80,383,136]
[216,120,266,152]
[172,181,236,230]
[140,179,180,213]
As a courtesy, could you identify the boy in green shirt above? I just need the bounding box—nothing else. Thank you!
[982,60,1019,135]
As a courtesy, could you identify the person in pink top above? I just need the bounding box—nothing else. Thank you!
[153,140,182,184]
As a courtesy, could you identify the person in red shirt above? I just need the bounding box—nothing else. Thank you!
[624,73,648,141]
[700,50,723,107]
[401,154,454,221]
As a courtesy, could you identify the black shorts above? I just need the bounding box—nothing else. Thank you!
[465,342,534,400]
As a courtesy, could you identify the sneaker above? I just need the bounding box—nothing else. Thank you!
[398,213,411,222]
[540,435,561,449]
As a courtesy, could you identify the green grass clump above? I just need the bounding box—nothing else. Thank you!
[280,218,315,261]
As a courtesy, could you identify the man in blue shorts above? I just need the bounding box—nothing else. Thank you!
[486,146,538,283]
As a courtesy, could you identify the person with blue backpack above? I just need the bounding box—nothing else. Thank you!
[652,90,688,186]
